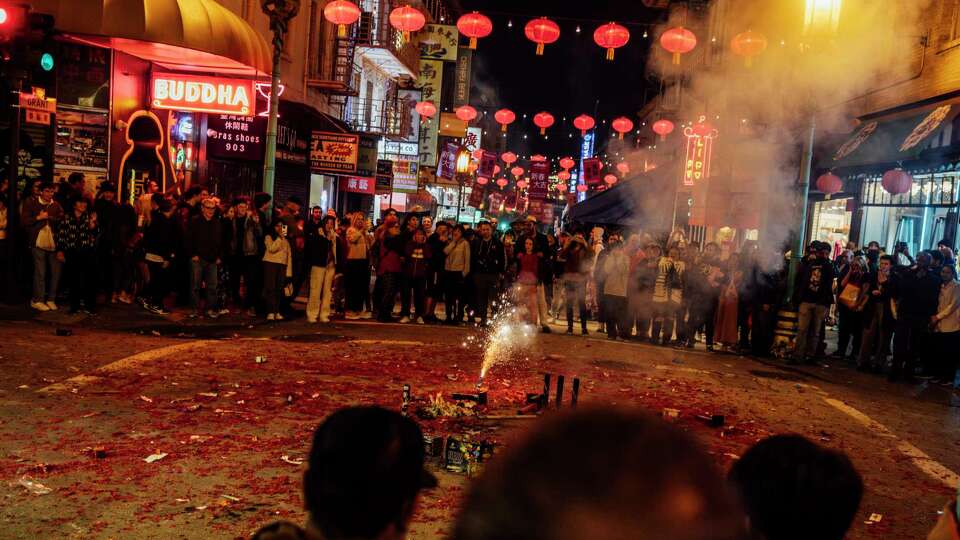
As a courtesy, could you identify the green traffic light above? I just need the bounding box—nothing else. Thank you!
[40,52,54,71]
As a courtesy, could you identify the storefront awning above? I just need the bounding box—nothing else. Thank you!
[32,0,272,74]
[821,99,960,174]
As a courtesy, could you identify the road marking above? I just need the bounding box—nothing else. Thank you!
[38,340,214,393]
[824,397,960,488]
[352,339,425,346]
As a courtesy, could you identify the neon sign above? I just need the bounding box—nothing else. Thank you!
[151,73,255,116]
[682,115,718,186]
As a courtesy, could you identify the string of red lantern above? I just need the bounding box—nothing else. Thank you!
[495,109,516,132]
[593,22,630,61]
[457,11,493,49]
[525,17,561,55]
[731,30,768,68]
[389,5,425,42]
[611,116,634,140]
[415,101,436,121]
[323,0,361,37]
[573,114,595,136]
[455,105,477,123]
[660,26,697,65]
[533,112,555,135]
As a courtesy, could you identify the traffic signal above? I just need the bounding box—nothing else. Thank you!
[0,3,26,43]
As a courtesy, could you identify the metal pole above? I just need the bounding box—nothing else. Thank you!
[785,115,816,305]
[262,44,282,214]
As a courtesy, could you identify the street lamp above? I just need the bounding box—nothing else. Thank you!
[261,0,300,215]
[454,145,471,223]
[804,0,842,36]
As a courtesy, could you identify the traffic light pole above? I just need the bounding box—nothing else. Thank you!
[6,79,21,302]
[260,0,299,217]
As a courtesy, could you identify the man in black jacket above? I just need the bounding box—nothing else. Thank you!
[142,199,178,314]
[185,198,223,318]
[792,242,835,365]
[471,221,505,327]
[889,250,941,381]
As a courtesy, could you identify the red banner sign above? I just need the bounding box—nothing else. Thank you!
[487,192,504,215]
[151,73,255,116]
[478,150,497,178]
[340,176,376,195]
[528,161,550,200]
[582,157,603,185]
[467,185,485,209]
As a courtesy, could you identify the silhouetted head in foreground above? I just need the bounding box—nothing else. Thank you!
[728,434,863,540]
[452,407,746,540]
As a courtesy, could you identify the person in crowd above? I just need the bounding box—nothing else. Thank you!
[344,213,371,320]
[893,241,914,267]
[55,172,85,209]
[22,181,63,311]
[550,231,571,320]
[931,264,960,385]
[833,256,870,359]
[890,250,941,381]
[502,231,518,290]
[857,254,894,372]
[592,233,613,334]
[141,198,178,315]
[55,196,99,314]
[515,237,542,325]
[650,243,679,345]
[735,243,760,352]
[451,407,746,540]
[714,255,742,352]
[262,220,292,321]
[750,250,784,356]
[108,196,138,305]
[543,233,558,312]
[560,231,590,335]
[634,243,660,341]
[865,241,881,273]
[792,241,835,365]
[443,224,471,324]
[399,227,431,324]
[421,215,433,236]
[670,244,688,346]
[728,434,863,540]
[0,195,8,303]
[305,215,338,324]
[602,239,631,340]
[424,220,449,322]
[396,214,420,318]
[223,196,249,309]
[252,406,437,540]
[377,219,404,323]
[518,217,552,333]
[470,221,504,327]
[277,196,305,308]
[937,239,956,267]
[185,197,223,318]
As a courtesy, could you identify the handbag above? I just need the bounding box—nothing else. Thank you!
[838,283,861,309]
[35,224,55,251]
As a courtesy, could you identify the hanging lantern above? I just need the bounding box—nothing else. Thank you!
[616,162,630,174]
[476,176,489,185]
[496,177,509,188]
[611,116,634,140]
[510,166,525,178]
[471,148,485,160]
[882,168,912,195]
[555,182,567,191]
[593,22,630,61]
[660,26,697,65]
[533,112,555,135]
[457,11,493,50]
[573,114,595,136]
[525,17,561,56]
[324,0,361,38]
[558,170,571,181]
[455,105,477,123]
[495,109,516,132]
[815,172,842,196]
[559,157,575,170]
[516,179,528,189]
[531,154,547,161]
[604,173,618,185]
[576,183,588,192]
[493,164,501,175]
[731,30,768,67]
[389,5,426,42]
[501,151,517,165]
[652,119,674,140]
[415,101,437,120]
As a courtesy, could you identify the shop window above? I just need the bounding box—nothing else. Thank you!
[860,173,959,207]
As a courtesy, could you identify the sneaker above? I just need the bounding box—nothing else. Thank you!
[345,311,360,320]
[274,313,285,321]
[581,328,589,335]
[219,308,230,315]
[118,293,133,305]
[399,316,410,324]
[319,316,331,323]
[206,309,220,319]
[148,304,171,315]
[566,328,573,335]
[360,310,373,319]
[136,296,149,308]
[416,317,425,324]
[31,301,50,311]
[246,308,257,317]
[541,325,552,334]
[307,318,317,323]
[188,312,200,319]
[45,301,58,311]
[267,313,276,321]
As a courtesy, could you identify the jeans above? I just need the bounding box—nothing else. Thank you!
[240,254,262,311]
[378,271,400,321]
[345,259,369,313]
[64,248,96,311]
[565,279,588,331]
[31,247,62,302]
[262,261,286,315]
[145,260,169,308]
[306,264,335,322]
[794,302,828,360]
[443,270,465,322]
[857,302,892,369]
[190,258,219,312]
[892,318,929,378]
[400,274,427,319]
[604,295,630,338]
[473,272,500,324]
[112,247,134,294]
[835,304,863,357]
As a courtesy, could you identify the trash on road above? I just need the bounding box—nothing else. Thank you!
[865,513,883,524]
[280,455,304,466]
[144,452,168,463]
[139,395,153,403]
[255,356,267,364]
[55,328,72,336]
[661,408,680,422]
[18,476,52,495]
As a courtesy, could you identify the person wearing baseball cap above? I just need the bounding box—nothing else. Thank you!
[252,406,437,540]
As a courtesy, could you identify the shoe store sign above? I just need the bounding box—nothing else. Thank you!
[151,73,255,116]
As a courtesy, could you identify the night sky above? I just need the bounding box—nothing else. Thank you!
[454,0,665,161]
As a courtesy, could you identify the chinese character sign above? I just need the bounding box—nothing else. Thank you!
[478,150,497,178]
[682,116,718,186]
[528,161,550,200]
[582,158,602,185]
[417,59,443,167]
[437,141,459,180]
[418,25,460,62]
[340,176,375,195]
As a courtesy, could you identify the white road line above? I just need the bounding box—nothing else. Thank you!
[38,340,214,393]
[824,397,960,488]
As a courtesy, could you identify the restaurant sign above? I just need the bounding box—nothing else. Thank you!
[310,131,359,174]
[151,73,255,116]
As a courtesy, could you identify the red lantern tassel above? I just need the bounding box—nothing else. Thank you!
[500,124,507,133]
[618,133,624,140]
[540,127,546,135]
[606,48,614,61]
[338,24,347,38]
[745,56,753,68]
[672,52,680,65]
[402,30,410,43]
[469,37,477,49]
[536,42,544,55]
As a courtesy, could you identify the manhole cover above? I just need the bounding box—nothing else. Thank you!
[749,369,807,382]
[589,359,640,372]
[273,333,349,343]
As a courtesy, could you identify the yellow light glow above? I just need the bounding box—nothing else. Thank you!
[804,0,841,35]
[455,148,471,174]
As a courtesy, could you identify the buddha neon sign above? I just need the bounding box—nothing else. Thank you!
[151,73,255,116]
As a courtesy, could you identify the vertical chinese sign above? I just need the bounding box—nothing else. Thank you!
[682,116,718,187]
[417,24,459,169]
[527,160,550,201]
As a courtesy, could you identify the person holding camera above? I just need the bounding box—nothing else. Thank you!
[262,220,293,321]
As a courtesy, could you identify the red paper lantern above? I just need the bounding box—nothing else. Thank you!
[533,112,555,135]
[593,22,630,61]
[324,0,361,38]
[660,26,697,65]
[652,119,674,140]
[576,183,588,192]
[455,105,477,123]
[495,109,516,132]
[525,17,560,56]
[510,166,525,178]
[457,11,493,50]
[415,101,437,119]
[471,148,485,160]
[496,177,509,188]
[881,168,912,195]
[616,162,630,174]
[692,120,715,137]
[493,165,501,175]
[573,114,595,136]
[555,182,567,191]
[476,176,489,185]
[558,170,571,181]
[604,173,618,185]
[501,151,517,165]
[816,172,842,196]
[611,116,634,140]
[559,157,575,170]
[389,5,425,42]
[516,179,528,189]
[731,30,768,68]
[531,154,547,162]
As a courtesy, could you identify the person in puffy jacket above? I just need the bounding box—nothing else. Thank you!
[262,220,292,321]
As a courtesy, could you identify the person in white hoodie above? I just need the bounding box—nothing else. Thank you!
[262,220,293,321]
[931,264,960,384]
